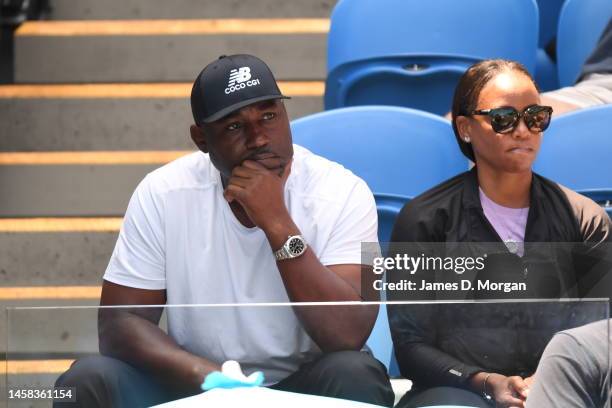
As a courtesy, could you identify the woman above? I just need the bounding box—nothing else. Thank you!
[388,59,611,408]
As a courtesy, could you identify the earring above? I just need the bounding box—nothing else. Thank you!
[463,135,471,143]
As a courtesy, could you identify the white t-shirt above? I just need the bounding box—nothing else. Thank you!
[103,144,378,383]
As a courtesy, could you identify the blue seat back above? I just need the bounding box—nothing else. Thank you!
[534,0,564,91]
[365,194,409,375]
[533,105,612,190]
[536,0,565,48]
[556,0,612,86]
[367,303,403,376]
[375,193,411,244]
[325,0,539,114]
[291,106,468,198]
[535,48,559,92]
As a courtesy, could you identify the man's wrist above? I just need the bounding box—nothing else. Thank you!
[261,213,300,250]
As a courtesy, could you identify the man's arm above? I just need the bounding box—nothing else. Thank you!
[98,280,221,396]
[262,206,378,352]
[525,329,603,408]
[276,249,378,352]
[224,159,377,352]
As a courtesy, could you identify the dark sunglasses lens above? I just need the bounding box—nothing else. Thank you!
[489,108,518,133]
[525,106,552,132]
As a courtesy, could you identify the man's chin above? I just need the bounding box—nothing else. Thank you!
[254,157,285,172]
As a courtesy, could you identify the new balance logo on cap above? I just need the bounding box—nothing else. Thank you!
[228,67,251,86]
[225,66,261,94]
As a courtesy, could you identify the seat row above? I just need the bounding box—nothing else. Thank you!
[324,0,612,115]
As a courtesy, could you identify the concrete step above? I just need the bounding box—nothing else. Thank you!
[0,162,163,216]
[14,20,328,83]
[3,299,100,355]
[0,82,323,151]
[0,228,117,285]
[46,0,336,20]
[1,305,169,408]
[1,297,169,357]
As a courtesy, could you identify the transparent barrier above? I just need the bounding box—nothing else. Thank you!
[4,301,610,407]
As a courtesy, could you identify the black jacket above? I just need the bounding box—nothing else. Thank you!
[387,169,611,390]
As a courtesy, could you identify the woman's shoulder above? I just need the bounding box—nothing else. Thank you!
[404,171,469,213]
[392,171,469,241]
[534,173,611,243]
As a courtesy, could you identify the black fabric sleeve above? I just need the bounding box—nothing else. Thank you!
[387,303,484,389]
[387,200,484,389]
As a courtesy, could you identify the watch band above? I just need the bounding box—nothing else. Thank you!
[274,246,291,261]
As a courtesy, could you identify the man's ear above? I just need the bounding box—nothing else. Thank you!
[190,124,208,153]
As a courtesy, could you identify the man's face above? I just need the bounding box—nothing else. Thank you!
[193,99,293,181]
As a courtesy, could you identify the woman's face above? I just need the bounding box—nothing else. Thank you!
[459,71,543,173]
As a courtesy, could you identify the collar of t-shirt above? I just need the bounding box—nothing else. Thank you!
[479,187,529,256]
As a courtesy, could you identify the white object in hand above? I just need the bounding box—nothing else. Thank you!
[221,360,261,384]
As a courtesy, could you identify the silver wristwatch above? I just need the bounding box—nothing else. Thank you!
[273,235,307,261]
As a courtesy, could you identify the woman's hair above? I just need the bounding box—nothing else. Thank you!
[451,59,538,161]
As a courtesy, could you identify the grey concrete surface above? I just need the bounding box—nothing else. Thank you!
[0,232,117,286]
[4,301,99,355]
[15,34,326,83]
[1,302,170,354]
[0,165,158,216]
[3,304,169,355]
[0,96,322,151]
[47,0,337,19]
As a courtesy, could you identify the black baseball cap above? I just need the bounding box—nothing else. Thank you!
[191,54,290,124]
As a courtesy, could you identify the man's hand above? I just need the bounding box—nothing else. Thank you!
[487,373,529,408]
[223,158,292,232]
[99,281,221,396]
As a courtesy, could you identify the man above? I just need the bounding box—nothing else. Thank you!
[526,319,611,408]
[54,54,394,408]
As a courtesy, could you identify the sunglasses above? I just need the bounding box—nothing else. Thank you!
[471,104,553,134]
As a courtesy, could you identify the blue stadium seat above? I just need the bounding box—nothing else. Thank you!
[290,106,468,197]
[375,193,411,244]
[325,0,539,115]
[367,304,399,376]
[535,48,559,92]
[556,0,612,86]
[534,0,565,91]
[365,194,410,375]
[536,0,565,49]
[533,105,612,191]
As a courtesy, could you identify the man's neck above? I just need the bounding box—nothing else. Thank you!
[476,164,532,208]
[229,201,256,228]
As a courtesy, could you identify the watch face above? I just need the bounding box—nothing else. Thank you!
[288,237,305,255]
